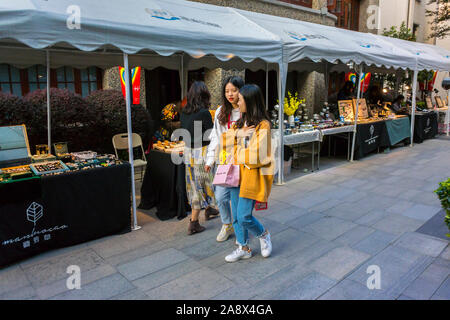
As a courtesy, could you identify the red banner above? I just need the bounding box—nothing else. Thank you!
[131,67,141,104]
[118,66,141,104]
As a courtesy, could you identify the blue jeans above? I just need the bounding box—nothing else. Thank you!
[229,187,265,246]
[214,185,232,225]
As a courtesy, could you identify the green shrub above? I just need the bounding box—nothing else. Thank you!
[434,177,450,238]
[85,89,153,154]
[23,88,97,153]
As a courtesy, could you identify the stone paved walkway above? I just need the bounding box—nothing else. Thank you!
[1,137,449,300]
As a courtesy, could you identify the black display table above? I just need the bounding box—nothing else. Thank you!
[412,112,438,143]
[354,120,390,160]
[0,163,132,268]
[139,150,190,221]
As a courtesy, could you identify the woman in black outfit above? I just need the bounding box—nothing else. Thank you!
[180,81,219,235]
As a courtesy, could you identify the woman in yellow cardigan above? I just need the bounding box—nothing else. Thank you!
[221,84,274,262]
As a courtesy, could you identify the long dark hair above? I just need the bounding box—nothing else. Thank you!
[235,84,271,129]
[183,81,211,114]
[218,76,244,126]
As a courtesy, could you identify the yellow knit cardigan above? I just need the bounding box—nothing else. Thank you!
[221,120,274,202]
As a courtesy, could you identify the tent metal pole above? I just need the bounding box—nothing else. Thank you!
[447,88,450,136]
[266,63,269,109]
[324,63,329,103]
[180,54,184,100]
[46,50,51,153]
[123,53,140,231]
[350,64,363,162]
[410,61,419,147]
[277,63,286,185]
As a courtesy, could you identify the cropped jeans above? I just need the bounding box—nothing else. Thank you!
[214,185,232,225]
[229,187,265,247]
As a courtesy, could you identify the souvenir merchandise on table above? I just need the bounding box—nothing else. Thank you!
[53,142,71,162]
[30,160,70,176]
[153,140,185,153]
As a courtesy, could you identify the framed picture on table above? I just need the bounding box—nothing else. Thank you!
[338,100,355,121]
[425,96,433,109]
[435,96,444,108]
[352,98,369,119]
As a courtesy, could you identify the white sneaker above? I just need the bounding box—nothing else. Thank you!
[216,224,233,242]
[225,246,252,263]
[259,232,272,258]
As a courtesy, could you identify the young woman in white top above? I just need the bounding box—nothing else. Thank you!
[205,76,244,242]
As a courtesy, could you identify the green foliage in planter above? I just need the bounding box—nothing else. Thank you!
[434,177,450,237]
[416,101,426,110]
[85,89,152,154]
[23,88,97,153]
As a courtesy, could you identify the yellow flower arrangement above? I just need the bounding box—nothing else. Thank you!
[282,92,305,116]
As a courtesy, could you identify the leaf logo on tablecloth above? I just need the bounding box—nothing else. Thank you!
[27,202,43,233]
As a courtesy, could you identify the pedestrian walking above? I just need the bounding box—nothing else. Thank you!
[220,84,274,262]
[205,76,244,242]
[180,81,219,235]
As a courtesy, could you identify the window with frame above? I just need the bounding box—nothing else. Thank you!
[328,0,360,31]
[80,67,99,97]
[27,65,48,93]
[0,64,23,97]
[56,67,75,92]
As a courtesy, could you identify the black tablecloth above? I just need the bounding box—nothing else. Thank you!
[412,112,438,143]
[139,150,189,221]
[354,121,390,160]
[0,164,132,267]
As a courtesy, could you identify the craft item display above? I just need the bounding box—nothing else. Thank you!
[425,97,433,109]
[35,144,49,155]
[353,98,369,119]
[30,160,70,176]
[71,151,97,161]
[153,140,185,153]
[338,100,355,122]
[435,96,444,108]
[1,165,33,180]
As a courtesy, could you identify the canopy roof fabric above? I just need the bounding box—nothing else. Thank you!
[378,35,450,71]
[0,0,449,72]
[0,0,282,64]
[235,9,419,71]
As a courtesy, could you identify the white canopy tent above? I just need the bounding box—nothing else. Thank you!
[0,0,449,212]
[0,0,285,229]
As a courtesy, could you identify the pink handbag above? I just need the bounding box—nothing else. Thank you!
[213,163,240,187]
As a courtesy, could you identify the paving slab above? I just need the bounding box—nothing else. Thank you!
[133,259,203,292]
[372,214,424,236]
[272,272,337,300]
[22,248,107,288]
[347,245,434,297]
[116,248,189,281]
[393,232,448,258]
[318,279,395,300]
[300,216,357,241]
[0,266,31,296]
[352,230,398,256]
[50,273,134,300]
[402,263,450,300]
[36,264,116,299]
[400,204,443,222]
[145,267,234,300]
[335,225,376,246]
[430,277,450,300]
[309,247,370,280]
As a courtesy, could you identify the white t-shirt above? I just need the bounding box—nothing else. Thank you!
[206,105,241,166]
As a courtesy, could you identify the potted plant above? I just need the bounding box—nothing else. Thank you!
[434,177,450,238]
[283,92,303,126]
